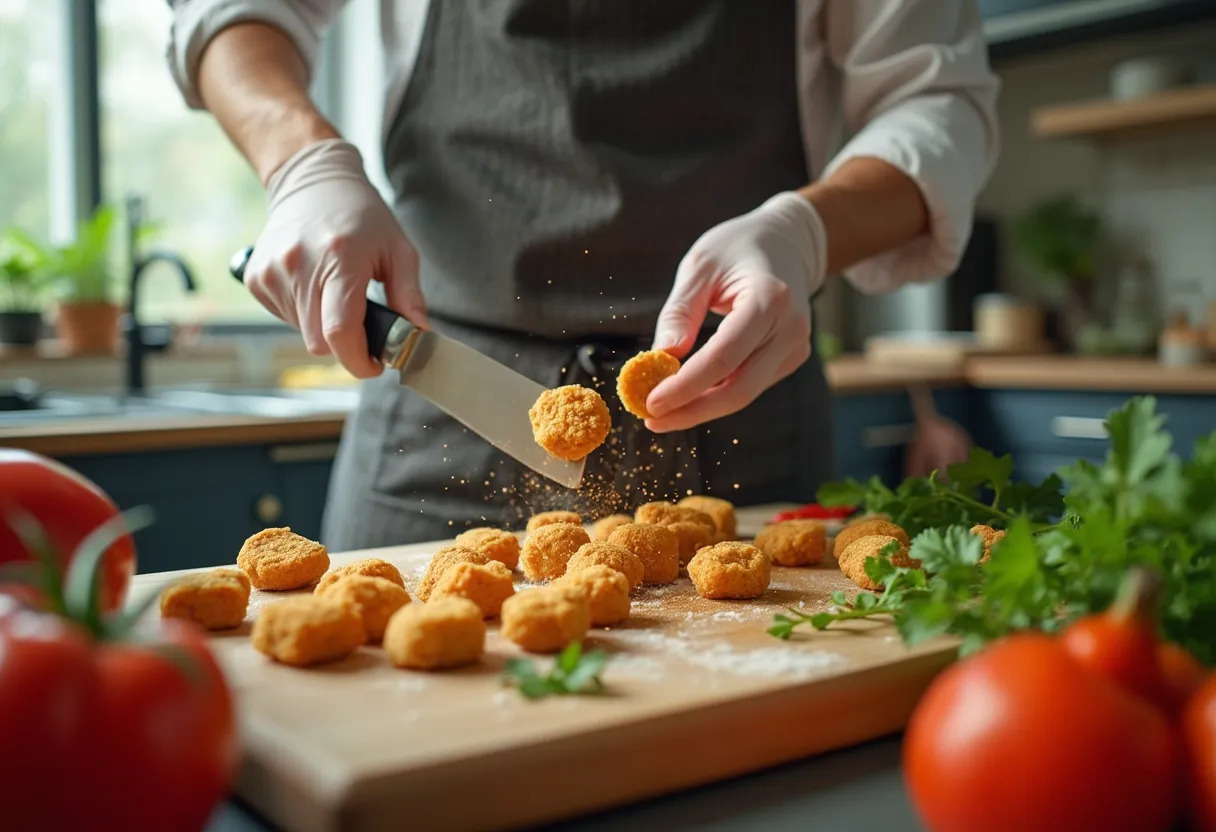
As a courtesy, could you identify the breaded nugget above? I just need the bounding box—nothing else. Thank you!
[971,524,1006,563]
[431,560,516,618]
[591,513,633,541]
[754,519,828,567]
[521,522,590,582]
[566,541,645,590]
[555,565,630,627]
[160,568,250,630]
[526,510,582,532]
[634,501,715,534]
[500,587,591,653]
[383,597,486,671]
[529,385,612,461]
[417,545,492,601]
[316,574,410,642]
[838,534,919,590]
[237,527,330,591]
[314,557,404,595]
[678,495,737,541]
[607,523,679,585]
[668,520,713,565]
[454,527,521,570]
[251,596,365,667]
[617,349,680,419]
[831,519,911,561]
[687,542,771,600]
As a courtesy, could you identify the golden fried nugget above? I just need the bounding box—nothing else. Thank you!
[591,513,633,541]
[521,523,590,582]
[555,565,630,627]
[754,519,828,567]
[634,501,715,534]
[417,545,492,601]
[971,524,1006,564]
[314,557,404,595]
[678,495,738,541]
[316,574,410,642]
[237,527,330,591]
[529,385,612,461]
[687,541,771,600]
[831,519,911,561]
[607,522,679,585]
[431,560,516,618]
[566,541,645,590]
[526,510,582,532]
[251,596,365,667]
[500,587,591,653]
[454,527,521,570]
[668,520,713,565]
[617,349,680,419]
[383,597,485,671]
[159,568,250,630]
[838,534,919,590]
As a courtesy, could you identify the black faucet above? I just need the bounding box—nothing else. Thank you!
[122,195,197,396]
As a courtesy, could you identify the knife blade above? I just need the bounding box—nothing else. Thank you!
[229,248,584,489]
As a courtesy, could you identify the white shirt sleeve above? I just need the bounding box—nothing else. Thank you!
[166,0,348,109]
[807,0,1001,293]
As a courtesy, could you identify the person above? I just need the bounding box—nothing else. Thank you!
[167,1,999,548]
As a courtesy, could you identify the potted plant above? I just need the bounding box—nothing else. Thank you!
[48,205,121,356]
[1012,196,1102,352]
[0,228,48,347]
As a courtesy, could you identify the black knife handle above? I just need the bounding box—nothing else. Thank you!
[228,246,401,360]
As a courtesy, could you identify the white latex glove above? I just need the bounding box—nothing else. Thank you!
[646,191,828,432]
[244,139,428,378]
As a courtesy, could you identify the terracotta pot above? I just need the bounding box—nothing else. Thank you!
[56,301,121,356]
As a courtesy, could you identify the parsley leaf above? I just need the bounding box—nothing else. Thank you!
[501,641,609,700]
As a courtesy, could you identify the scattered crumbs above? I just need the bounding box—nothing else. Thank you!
[609,630,844,679]
[709,609,748,623]
[605,654,665,683]
[492,690,514,707]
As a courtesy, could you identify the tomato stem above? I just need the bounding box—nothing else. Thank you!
[1110,566,1163,624]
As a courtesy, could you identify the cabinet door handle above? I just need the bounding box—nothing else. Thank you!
[862,424,917,449]
[268,442,340,463]
[1051,416,1107,440]
[254,494,284,524]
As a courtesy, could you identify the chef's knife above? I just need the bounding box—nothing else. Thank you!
[229,247,584,489]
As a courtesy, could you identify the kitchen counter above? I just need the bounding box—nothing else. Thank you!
[3,355,1214,457]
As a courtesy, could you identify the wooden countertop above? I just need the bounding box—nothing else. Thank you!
[3,355,1213,457]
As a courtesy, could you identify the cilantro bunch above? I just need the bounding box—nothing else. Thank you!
[785,396,1216,665]
[501,641,608,700]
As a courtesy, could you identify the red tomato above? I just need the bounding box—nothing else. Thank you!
[0,449,135,612]
[0,610,237,831]
[772,504,855,523]
[1062,606,1165,708]
[1160,642,1208,714]
[904,634,1178,832]
[1185,675,1216,832]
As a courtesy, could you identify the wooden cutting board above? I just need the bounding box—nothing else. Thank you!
[129,505,956,832]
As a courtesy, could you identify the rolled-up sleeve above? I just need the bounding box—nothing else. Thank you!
[167,0,345,109]
[818,0,1000,292]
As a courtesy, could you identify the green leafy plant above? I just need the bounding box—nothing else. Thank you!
[0,227,50,312]
[781,396,1216,665]
[1013,195,1101,287]
[501,641,608,700]
[47,205,118,304]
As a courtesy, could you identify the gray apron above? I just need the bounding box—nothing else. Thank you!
[322,0,834,549]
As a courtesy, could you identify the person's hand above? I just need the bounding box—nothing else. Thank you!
[645,192,828,432]
[243,139,428,378]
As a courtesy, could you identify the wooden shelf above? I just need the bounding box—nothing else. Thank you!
[1032,83,1216,138]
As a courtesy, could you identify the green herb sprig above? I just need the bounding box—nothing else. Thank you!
[502,641,608,700]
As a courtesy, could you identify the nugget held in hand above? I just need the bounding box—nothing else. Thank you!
[567,541,644,590]
[526,510,582,532]
[838,534,917,590]
[417,545,492,601]
[591,513,632,541]
[500,587,591,653]
[454,527,521,570]
[687,542,770,599]
[252,596,365,666]
[160,568,250,630]
[555,565,630,627]
[521,522,590,581]
[529,384,611,461]
[383,597,485,671]
[617,349,680,419]
[679,495,737,541]
[607,523,678,585]
[237,527,329,590]
[316,574,410,642]
[668,520,714,565]
[314,557,404,595]
[971,524,1006,563]
[831,519,911,561]
[431,560,516,618]
[754,519,827,567]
